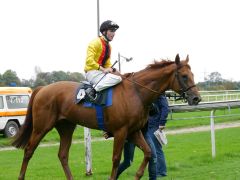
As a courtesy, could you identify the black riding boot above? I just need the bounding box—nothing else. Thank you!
[85,88,97,101]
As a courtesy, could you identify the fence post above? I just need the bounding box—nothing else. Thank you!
[84,127,93,175]
[210,110,216,158]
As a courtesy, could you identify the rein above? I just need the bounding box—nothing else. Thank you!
[123,73,163,95]
[123,63,196,101]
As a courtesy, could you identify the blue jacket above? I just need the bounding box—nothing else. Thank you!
[148,95,169,131]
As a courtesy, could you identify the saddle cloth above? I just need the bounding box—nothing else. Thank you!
[75,81,113,130]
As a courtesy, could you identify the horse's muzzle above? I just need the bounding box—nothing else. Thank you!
[189,95,201,105]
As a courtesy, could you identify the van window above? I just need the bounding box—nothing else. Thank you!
[0,96,3,109]
[6,95,30,109]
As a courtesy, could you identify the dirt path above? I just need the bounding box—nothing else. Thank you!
[166,120,240,135]
[1,121,240,152]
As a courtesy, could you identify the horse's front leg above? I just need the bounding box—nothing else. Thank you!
[109,128,128,180]
[130,130,151,180]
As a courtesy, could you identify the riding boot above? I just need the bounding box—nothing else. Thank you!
[85,88,97,101]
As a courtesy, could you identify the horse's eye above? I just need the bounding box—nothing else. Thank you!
[182,75,188,83]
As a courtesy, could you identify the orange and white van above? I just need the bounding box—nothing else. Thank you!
[0,87,32,137]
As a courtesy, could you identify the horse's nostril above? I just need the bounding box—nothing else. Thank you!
[193,96,201,104]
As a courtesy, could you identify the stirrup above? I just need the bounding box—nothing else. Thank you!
[85,88,97,101]
[91,93,98,101]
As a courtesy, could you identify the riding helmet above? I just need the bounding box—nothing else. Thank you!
[100,20,119,33]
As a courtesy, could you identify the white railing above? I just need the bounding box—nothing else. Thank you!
[167,90,240,105]
[168,100,240,158]
[194,90,240,102]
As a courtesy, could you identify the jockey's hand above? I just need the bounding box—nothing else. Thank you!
[113,71,121,76]
[103,131,113,139]
[102,67,113,73]
[103,131,109,139]
[159,125,166,130]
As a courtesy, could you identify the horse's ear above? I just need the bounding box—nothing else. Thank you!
[186,54,189,62]
[175,54,180,65]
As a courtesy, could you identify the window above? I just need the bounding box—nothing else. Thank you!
[6,95,30,109]
[0,96,3,109]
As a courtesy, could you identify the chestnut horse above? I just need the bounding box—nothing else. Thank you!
[12,54,201,180]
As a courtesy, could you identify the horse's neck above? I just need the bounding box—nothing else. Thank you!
[132,64,176,104]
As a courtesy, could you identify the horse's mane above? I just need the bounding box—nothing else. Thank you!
[146,59,175,69]
[121,59,175,78]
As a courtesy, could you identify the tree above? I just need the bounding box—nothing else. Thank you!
[21,79,35,88]
[51,71,68,83]
[34,78,47,87]
[34,66,42,76]
[35,72,51,84]
[206,72,223,82]
[2,70,21,86]
[0,74,4,86]
[67,72,85,82]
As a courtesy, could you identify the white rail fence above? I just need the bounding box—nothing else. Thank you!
[168,90,240,105]
[84,100,240,175]
[168,100,240,158]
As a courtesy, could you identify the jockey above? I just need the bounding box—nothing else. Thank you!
[84,20,122,101]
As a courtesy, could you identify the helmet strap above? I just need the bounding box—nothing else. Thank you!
[102,31,111,42]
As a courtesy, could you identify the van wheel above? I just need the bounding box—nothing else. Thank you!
[4,121,19,138]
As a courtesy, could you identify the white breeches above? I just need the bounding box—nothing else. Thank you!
[85,70,122,92]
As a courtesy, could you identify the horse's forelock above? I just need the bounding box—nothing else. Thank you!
[178,60,191,70]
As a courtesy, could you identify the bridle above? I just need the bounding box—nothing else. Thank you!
[124,63,196,101]
[173,64,196,100]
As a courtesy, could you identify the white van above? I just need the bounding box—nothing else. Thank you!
[0,87,32,137]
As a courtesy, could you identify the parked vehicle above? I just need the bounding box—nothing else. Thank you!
[0,87,32,137]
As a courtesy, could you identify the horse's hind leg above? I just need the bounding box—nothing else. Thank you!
[129,130,151,180]
[18,130,49,180]
[55,121,76,180]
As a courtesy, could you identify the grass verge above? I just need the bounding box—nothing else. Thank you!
[0,127,239,180]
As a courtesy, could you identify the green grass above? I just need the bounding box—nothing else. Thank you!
[165,127,240,180]
[1,108,240,147]
[0,127,240,179]
[0,126,103,147]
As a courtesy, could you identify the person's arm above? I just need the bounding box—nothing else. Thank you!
[159,95,169,129]
[85,42,101,71]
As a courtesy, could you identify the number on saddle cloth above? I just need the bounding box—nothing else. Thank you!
[75,81,92,104]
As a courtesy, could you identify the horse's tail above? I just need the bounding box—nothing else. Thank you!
[12,86,43,149]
